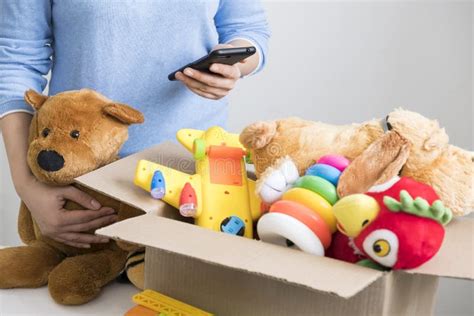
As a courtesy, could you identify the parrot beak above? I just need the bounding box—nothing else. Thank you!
[332,194,380,237]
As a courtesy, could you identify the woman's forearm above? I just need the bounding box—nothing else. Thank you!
[0,112,34,195]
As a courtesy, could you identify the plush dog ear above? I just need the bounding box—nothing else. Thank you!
[337,131,410,197]
[103,103,144,125]
[24,89,49,110]
[239,121,277,149]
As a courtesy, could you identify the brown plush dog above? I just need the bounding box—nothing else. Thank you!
[241,109,473,216]
[0,89,145,305]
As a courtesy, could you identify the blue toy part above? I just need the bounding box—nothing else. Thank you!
[220,216,245,236]
[150,170,166,199]
[305,163,342,186]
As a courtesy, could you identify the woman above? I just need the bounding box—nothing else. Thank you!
[0,0,270,248]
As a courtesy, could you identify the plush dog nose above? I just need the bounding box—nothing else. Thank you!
[385,115,393,131]
[37,150,65,172]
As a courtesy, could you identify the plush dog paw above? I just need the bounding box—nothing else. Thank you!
[0,244,63,289]
[257,156,300,203]
[49,260,103,305]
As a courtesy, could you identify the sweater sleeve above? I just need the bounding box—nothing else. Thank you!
[0,0,53,119]
[214,0,271,75]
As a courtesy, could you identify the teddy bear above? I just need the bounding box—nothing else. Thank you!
[240,109,473,216]
[0,89,146,305]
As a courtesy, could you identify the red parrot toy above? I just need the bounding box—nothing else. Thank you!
[329,176,453,270]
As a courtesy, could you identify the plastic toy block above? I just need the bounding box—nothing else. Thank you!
[133,289,213,316]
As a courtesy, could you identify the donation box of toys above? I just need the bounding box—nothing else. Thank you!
[78,139,473,316]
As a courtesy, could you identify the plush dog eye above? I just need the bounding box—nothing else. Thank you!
[70,130,80,139]
[41,128,50,138]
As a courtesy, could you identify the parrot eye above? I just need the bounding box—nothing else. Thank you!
[362,219,369,227]
[362,229,399,268]
[372,239,390,257]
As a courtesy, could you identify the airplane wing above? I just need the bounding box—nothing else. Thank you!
[176,129,205,153]
[135,159,202,216]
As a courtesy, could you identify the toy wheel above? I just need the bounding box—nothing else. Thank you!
[193,139,206,160]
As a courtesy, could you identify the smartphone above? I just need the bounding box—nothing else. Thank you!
[168,46,256,81]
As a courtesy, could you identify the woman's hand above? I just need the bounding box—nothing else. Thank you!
[175,44,244,100]
[17,175,118,248]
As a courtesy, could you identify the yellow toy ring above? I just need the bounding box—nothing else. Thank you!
[282,187,337,233]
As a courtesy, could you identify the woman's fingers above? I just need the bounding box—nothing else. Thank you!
[175,62,242,100]
[64,213,118,233]
[190,87,221,100]
[59,207,116,226]
[209,63,241,79]
[182,68,235,90]
[61,186,102,210]
[51,211,115,248]
[176,71,229,99]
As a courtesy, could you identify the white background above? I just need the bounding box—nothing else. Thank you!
[1,0,473,315]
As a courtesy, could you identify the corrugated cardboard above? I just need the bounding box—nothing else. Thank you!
[82,143,473,315]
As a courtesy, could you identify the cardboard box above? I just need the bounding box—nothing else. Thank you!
[76,143,473,316]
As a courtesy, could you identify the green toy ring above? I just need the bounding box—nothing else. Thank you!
[293,175,338,205]
[193,138,206,160]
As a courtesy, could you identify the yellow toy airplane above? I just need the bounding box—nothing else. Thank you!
[134,126,262,238]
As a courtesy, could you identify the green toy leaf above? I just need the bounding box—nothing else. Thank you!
[383,196,402,212]
[414,197,429,212]
[356,259,389,271]
[383,190,453,226]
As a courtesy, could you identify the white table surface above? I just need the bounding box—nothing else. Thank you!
[0,282,139,316]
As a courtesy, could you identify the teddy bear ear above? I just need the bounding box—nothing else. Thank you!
[24,89,49,110]
[103,103,144,125]
[337,131,410,197]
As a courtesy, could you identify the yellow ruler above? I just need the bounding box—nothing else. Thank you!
[132,290,213,316]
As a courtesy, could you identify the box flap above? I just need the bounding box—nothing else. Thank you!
[98,214,384,299]
[75,142,194,217]
[405,218,473,280]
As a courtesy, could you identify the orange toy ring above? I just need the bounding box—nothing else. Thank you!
[269,200,332,249]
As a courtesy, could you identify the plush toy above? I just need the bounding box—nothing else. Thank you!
[256,155,348,256]
[134,126,262,238]
[240,109,474,216]
[0,89,145,305]
[330,176,453,269]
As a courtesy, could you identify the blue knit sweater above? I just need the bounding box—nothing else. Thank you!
[0,0,270,156]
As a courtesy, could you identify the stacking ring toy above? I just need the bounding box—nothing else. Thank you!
[317,155,350,172]
[281,187,336,233]
[257,212,325,256]
[294,175,338,205]
[305,163,342,186]
[269,200,332,248]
